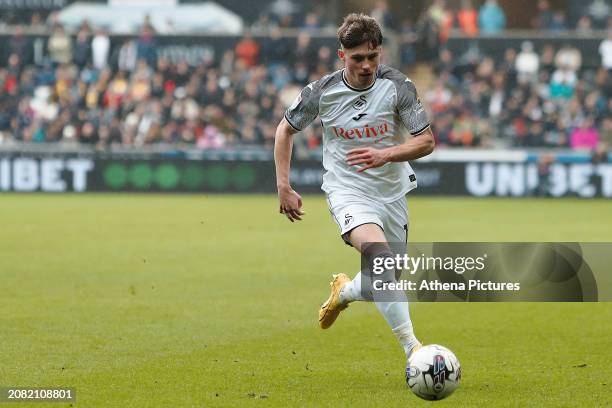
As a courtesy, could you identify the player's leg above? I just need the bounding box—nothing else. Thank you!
[378,198,422,359]
[344,222,421,359]
[319,222,385,330]
[319,194,382,329]
[320,193,420,357]
[336,223,385,303]
[337,200,406,304]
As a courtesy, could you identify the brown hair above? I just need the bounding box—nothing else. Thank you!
[337,13,383,49]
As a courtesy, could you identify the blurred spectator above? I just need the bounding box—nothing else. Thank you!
[370,0,395,30]
[587,0,611,29]
[197,125,225,149]
[540,44,556,74]
[45,11,61,29]
[600,31,612,70]
[4,54,22,89]
[555,45,582,73]
[449,109,479,146]
[301,12,321,33]
[425,79,453,114]
[251,13,275,33]
[141,14,156,34]
[549,11,568,31]
[457,0,479,37]
[137,27,158,68]
[515,41,539,85]
[261,27,291,66]
[478,0,506,34]
[118,39,138,73]
[268,0,298,28]
[80,122,99,145]
[427,0,447,27]
[92,29,110,70]
[591,143,609,165]
[600,116,612,146]
[488,72,505,118]
[30,13,44,28]
[8,26,30,67]
[293,32,316,69]
[315,46,333,75]
[399,19,419,69]
[533,0,553,30]
[432,48,456,80]
[235,34,260,67]
[416,10,439,62]
[48,25,72,65]
[73,28,91,69]
[416,0,450,61]
[571,117,599,150]
[427,0,453,43]
[536,154,555,196]
[576,16,594,34]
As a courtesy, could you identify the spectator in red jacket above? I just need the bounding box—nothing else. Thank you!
[235,34,260,68]
[457,0,479,37]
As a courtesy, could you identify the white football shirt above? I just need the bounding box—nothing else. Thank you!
[285,64,430,203]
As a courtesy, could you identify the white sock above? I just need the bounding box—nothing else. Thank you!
[339,271,419,358]
[339,272,366,303]
[392,320,420,358]
[375,301,419,358]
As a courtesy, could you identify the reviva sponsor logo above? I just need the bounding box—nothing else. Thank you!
[332,123,389,139]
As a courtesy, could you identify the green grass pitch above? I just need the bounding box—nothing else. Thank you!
[0,194,611,407]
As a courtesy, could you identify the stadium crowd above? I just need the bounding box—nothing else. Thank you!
[426,41,611,149]
[0,0,610,152]
[0,22,342,151]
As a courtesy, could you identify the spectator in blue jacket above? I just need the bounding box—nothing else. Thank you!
[478,0,506,34]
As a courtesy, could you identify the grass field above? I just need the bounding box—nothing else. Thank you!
[0,194,611,408]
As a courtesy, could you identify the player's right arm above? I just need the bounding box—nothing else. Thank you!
[274,117,304,222]
[275,80,321,223]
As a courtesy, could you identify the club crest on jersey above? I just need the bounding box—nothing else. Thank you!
[352,95,367,110]
[332,123,389,140]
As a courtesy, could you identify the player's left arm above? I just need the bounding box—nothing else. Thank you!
[347,77,434,173]
[346,127,434,172]
[381,126,435,162]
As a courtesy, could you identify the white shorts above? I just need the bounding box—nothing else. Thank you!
[326,191,409,245]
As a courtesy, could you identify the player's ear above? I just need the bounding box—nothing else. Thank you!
[337,48,345,61]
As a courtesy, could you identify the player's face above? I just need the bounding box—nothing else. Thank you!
[338,42,381,89]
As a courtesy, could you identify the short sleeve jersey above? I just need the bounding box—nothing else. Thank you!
[285,64,430,203]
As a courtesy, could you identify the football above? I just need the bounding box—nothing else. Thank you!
[406,344,461,400]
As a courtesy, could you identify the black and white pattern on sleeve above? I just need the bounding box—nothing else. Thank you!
[397,78,430,135]
[285,83,317,131]
[284,71,343,131]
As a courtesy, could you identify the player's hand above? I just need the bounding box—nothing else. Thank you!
[277,185,305,222]
[346,147,389,173]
